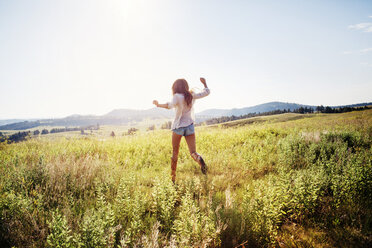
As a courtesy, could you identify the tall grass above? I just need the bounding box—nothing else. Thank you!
[0,110,371,247]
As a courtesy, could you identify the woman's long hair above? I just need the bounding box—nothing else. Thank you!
[172,79,193,106]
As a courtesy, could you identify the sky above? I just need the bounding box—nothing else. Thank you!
[0,0,371,119]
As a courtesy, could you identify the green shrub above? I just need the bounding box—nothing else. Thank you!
[151,176,177,232]
[114,176,149,245]
[46,210,76,248]
[80,187,116,248]
[173,192,220,247]
[0,191,47,247]
[279,134,310,169]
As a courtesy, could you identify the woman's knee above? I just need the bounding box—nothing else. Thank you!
[172,152,178,160]
[172,152,178,162]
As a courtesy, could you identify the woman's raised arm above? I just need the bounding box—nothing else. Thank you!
[200,77,208,88]
[193,77,210,100]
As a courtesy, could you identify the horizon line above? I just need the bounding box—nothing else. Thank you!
[1,100,371,121]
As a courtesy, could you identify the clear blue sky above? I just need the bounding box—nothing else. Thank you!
[0,0,371,119]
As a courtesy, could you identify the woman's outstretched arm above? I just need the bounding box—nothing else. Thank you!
[154,94,179,109]
[153,100,169,109]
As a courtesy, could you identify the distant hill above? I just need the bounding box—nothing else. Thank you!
[0,101,371,130]
[197,102,314,117]
[0,119,35,126]
[0,108,173,130]
[197,101,372,118]
[105,108,172,119]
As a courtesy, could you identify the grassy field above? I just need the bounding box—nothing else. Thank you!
[0,110,371,247]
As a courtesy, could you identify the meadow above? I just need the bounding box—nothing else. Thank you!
[0,110,371,247]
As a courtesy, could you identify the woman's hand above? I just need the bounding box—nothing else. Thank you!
[200,77,207,88]
[153,100,159,107]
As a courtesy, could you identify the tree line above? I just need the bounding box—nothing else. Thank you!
[315,105,369,113]
[0,124,101,144]
[0,131,31,143]
[202,105,370,125]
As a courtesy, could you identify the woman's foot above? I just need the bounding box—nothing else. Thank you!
[199,156,207,174]
[191,152,207,175]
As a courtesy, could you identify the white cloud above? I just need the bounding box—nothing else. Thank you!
[342,48,372,54]
[348,22,372,32]
[369,16,372,18]
[360,62,372,67]
[342,51,353,55]
[360,48,372,53]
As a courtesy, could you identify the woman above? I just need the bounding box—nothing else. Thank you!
[153,78,210,183]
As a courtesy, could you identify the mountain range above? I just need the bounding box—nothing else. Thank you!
[197,102,314,117]
[0,101,371,130]
[197,101,372,117]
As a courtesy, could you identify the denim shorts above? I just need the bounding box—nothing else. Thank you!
[172,124,195,136]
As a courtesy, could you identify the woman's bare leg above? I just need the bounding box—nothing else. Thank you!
[171,132,182,182]
[185,133,207,174]
[184,133,196,154]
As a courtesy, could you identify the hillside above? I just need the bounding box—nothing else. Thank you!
[197,101,312,117]
[206,112,314,128]
[0,109,371,247]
